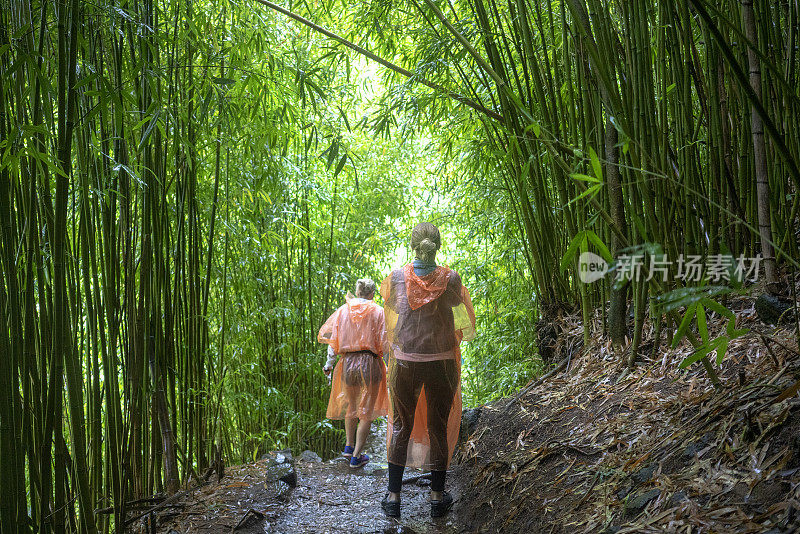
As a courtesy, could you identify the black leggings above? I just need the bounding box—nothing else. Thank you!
[388,463,446,493]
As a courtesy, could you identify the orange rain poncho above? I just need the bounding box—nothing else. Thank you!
[318,295,389,421]
[381,264,476,470]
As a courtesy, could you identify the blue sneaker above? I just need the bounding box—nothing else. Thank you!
[342,445,354,458]
[349,454,369,468]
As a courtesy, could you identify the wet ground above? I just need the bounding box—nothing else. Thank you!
[155,418,466,533]
[266,419,463,534]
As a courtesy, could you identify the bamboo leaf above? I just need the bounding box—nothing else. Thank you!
[566,184,602,207]
[701,298,734,320]
[137,110,161,153]
[679,345,712,369]
[696,304,708,344]
[714,337,729,365]
[672,303,697,349]
[560,231,587,273]
[588,147,602,181]
[524,121,541,138]
[585,230,612,262]
[570,173,601,184]
[656,286,731,315]
[334,152,347,178]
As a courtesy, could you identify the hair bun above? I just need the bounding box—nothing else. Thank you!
[418,238,437,254]
[410,222,441,259]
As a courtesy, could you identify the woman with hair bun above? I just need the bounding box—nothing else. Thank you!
[318,278,388,468]
[380,223,476,518]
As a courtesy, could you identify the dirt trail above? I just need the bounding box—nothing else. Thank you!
[266,419,462,534]
[143,297,800,534]
[157,419,466,533]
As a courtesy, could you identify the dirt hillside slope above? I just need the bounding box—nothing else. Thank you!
[451,307,800,533]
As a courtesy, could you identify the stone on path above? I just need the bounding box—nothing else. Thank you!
[299,450,323,463]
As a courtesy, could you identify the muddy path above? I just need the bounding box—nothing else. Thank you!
[156,418,467,533]
[266,419,463,534]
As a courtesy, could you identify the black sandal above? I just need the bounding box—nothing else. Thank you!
[430,491,454,518]
[381,494,401,518]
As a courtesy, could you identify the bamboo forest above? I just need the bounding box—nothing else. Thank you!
[1,0,800,531]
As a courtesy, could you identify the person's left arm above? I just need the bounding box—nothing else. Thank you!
[448,272,476,342]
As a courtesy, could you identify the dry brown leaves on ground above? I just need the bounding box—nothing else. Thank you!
[453,299,800,534]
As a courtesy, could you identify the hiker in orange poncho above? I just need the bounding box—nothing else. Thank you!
[318,278,388,468]
[379,223,476,519]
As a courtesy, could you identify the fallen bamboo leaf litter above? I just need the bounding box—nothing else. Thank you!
[451,298,800,534]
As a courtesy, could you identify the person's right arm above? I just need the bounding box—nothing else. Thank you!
[323,345,336,376]
[318,306,343,375]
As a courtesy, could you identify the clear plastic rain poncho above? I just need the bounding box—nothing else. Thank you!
[318,294,388,421]
[381,264,476,470]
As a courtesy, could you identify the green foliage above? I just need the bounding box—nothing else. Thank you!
[560,229,612,274]
[657,287,749,369]
[460,295,543,405]
[4,0,800,530]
